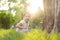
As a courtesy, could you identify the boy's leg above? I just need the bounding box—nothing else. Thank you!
[16,28,20,32]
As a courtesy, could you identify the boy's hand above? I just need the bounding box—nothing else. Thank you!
[17,23,24,29]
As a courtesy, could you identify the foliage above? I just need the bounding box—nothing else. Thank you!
[14,6,23,25]
[0,29,60,40]
[8,0,27,25]
[0,11,15,29]
[30,10,44,29]
[2,29,24,40]
[0,29,11,40]
[8,0,17,2]
[0,29,24,40]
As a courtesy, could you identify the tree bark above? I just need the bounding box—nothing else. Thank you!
[54,0,60,32]
[43,0,57,33]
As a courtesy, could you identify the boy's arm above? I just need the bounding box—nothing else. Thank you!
[16,23,24,29]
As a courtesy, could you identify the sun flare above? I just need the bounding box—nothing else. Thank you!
[27,0,44,14]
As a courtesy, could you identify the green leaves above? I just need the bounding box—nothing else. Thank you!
[8,0,17,2]
[0,11,15,29]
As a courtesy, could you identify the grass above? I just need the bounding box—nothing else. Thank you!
[0,29,60,40]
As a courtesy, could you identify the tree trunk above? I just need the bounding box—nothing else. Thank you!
[54,0,60,32]
[43,0,57,33]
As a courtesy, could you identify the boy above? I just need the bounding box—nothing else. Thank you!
[16,13,31,33]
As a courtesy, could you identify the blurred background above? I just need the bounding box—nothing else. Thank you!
[0,0,60,40]
[0,0,44,29]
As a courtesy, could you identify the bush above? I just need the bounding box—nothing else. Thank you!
[0,11,15,29]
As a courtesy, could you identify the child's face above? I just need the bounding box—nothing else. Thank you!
[24,14,30,22]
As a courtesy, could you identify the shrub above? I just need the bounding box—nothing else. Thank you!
[0,11,15,29]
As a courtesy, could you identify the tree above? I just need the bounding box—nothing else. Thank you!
[53,0,60,32]
[43,0,57,33]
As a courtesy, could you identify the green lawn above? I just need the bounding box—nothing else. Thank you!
[0,29,60,40]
